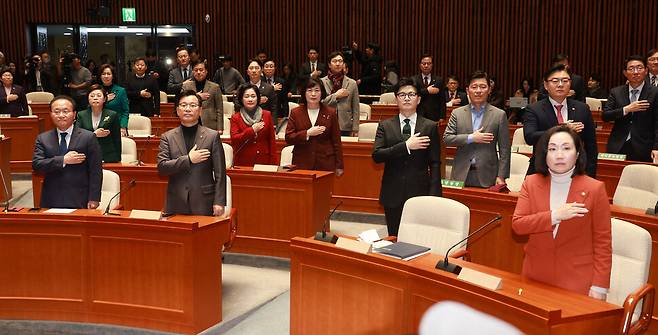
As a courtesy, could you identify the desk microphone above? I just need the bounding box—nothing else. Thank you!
[435,214,502,274]
[314,201,342,243]
[103,179,137,215]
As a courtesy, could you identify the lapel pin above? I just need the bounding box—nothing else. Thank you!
[581,191,586,197]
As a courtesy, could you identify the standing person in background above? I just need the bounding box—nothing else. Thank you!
[243,59,279,126]
[182,59,224,134]
[487,76,505,109]
[167,47,192,94]
[85,59,98,84]
[321,51,360,137]
[125,57,160,117]
[99,64,130,136]
[298,47,327,83]
[411,54,445,121]
[76,85,121,162]
[212,55,245,95]
[351,41,382,95]
[281,63,298,96]
[230,83,277,166]
[66,54,92,110]
[0,69,28,117]
[263,59,290,121]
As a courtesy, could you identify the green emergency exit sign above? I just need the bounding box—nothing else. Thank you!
[122,8,136,22]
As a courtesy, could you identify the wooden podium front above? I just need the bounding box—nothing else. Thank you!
[0,117,44,172]
[227,168,333,257]
[0,209,231,334]
[290,237,623,335]
[0,137,11,202]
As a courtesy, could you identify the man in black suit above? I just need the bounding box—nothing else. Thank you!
[125,57,160,117]
[411,54,446,121]
[524,64,598,176]
[444,75,468,107]
[32,95,102,209]
[298,47,327,84]
[167,47,192,94]
[538,53,587,102]
[646,49,658,88]
[602,55,658,162]
[372,78,442,236]
[263,59,290,120]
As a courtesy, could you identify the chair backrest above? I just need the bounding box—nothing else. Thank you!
[397,196,470,255]
[222,94,228,101]
[289,102,300,111]
[613,164,658,210]
[120,137,137,163]
[512,127,527,145]
[222,142,234,168]
[585,97,602,111]
[159,91,168,104]
[223,101,236,116]
[99,170,121,211]
[127,114,152,136]
[280,145,294,166]
[359,103,371,120]
[26,91,54,104]
[506,153,530,192]
[28,105,33,116]
[225,175,232,210]
[358,122,378,141]
[378,92,397,104]
[607,219,652,313]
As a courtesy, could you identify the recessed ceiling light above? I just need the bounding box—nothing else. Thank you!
[63,32,71,36]
[136,33,143,36]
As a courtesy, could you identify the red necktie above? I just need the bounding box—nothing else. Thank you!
[555,104,564,123]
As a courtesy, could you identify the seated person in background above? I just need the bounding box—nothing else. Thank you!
[182,59,224,134]
[0,69,28,117]
[487,76,505,109]
[76,85,121,163]
[124,57,160,118]
[212,55,245,95]
[99,64,129,136]
[157,90,226,216]
[506,89,526,124]
[512,125,611,300]
[520,77,535,98]
[444,75,468,107]
[33,95,102,209]
[230,83,277,166]
[285,78,344,176]
[444,70,510,188]
[586,73,608,99]
[602,55,658,162]
[523,64,597,177]
[321,51,360,137]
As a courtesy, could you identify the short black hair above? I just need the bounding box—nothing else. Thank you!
[235,83,261,111]
[551,53,569,65]
[420,53,433,62]
[543,63,571,81]
[647,48,658,60]
[192,58,209,71]
[588,73,602,83]
[247,58,263,69]
[394,78,418,94]
[327,51,344,63]
[175,47,188,56]
[299,78,327,105]
[176,90,202,107]
[49,95,77,111]
[87,84,108,101]
[307,46,319,54]
[467,70,489,86]
[447,74,460,83]
[624,55,646,69]
[534,125,587,177]
[134,57,146,64]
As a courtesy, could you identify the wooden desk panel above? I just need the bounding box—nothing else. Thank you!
[149,116,180,136]
[291,237,622,335]
[0,209,230,334]
[131,136,160,164]
[0,117,44,172]
[29,103,54,130]
[0,137,11,202]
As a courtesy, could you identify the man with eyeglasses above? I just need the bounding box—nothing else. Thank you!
[411,54,446,121]
[157,90,227,216]
[32,95,102,209]
[372,78,442,236]
[646,49,658,88]
[602,55,658,162]
[538,54,587,102]
[444,71,510,188]
[524,64,598,176]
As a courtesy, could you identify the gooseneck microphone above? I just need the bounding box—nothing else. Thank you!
[314,201,343,243]
[103,179,137,215]
[435,214,503,274]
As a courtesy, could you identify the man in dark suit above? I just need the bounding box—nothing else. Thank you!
[646,49,658,88]
[372,78,442,236]
[32,95,102,209]
[263,59,290,120]
[602,55,658,162]
[538,54,587,102]
[298,47,327,84]
[524,64,598,176]
[411,54,446,121]
[124,57,160,117]
[444,75,468,107]
[157,90,227,216]
[166,47,192,94]
[244,59,279,125]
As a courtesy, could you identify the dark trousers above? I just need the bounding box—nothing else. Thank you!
[384,205,404,236]
[620,140,651,162]
[340,130,352,136]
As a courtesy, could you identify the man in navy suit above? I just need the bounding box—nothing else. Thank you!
[372,78,442,236]
[524,64,598,176]
[32,95,102,208]
[602,55,658,162]
[444,75,468,107]
[411,54,446,121]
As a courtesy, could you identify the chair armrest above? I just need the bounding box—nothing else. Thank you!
[621,283,655,335]
[223,208,238,251]
[448,248,470,261]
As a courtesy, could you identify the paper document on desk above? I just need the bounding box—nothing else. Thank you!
[44,208,76,214]
[358,229,382,243]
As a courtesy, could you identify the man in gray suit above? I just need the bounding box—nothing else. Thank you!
[157,90,227,216]
[444,71,510,188]
[182,60,224,134]
[321,51,360,136]
[167,47,192,94]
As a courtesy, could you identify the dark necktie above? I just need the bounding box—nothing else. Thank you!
[554,104,564,124]
[267,78,272,85]
[311,63,316,73]
[59,132,68,155]
[424,76,430,87]
[402,119,411,140]
[652,76,656,87]
[183,68,188,79]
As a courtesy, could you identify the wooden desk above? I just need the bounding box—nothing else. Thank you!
[0,117,44,172]
[227,167,333,257]
[149,116,180,136]
[0,137,11,202]
[290,237,623,335]
[131,136,161,164]
[0,209,231,334]
[28,103,54,130]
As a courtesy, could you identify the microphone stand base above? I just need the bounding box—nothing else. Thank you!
[435,260,462,275]
[104,211,121,216]
[646,208,658,216]
[314,232,338,244]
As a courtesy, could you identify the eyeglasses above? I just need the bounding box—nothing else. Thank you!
[648,57,658,62]
[178,103,200,109]
[396,92,418,99]
[330,59,344,64]
[626,65,646,73]
[546,78,571,85]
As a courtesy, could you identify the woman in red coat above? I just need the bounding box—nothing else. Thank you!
[230,83,277,166]
[512,125,611,300]
[285,78,344,175]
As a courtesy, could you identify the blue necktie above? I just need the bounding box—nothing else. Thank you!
[59,132,68,155]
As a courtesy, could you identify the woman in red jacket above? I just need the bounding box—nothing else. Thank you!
[230,83,277,166]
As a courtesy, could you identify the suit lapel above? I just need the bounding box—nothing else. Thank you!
[621,84,631,106]
[172,127,187,155]
[69,126,82,150]
[195,126,207,148]
[393,115,404,142]
[316,106,330,127]
[542,99,559,125]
